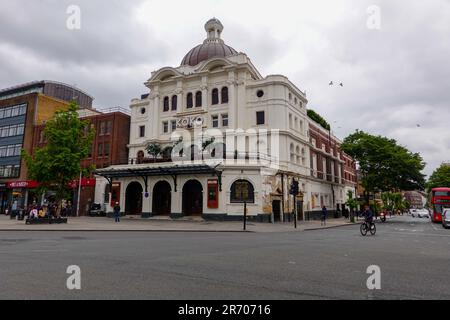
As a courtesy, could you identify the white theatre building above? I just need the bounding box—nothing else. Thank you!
[95,18,356,222]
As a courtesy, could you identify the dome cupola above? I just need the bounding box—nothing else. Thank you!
[181,18,238,67]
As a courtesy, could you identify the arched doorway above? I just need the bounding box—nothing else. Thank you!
[182,180,203,216]
[152,181,171,215]
[125,182,143,215]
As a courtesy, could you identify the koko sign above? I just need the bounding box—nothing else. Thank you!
[176,115,204,128]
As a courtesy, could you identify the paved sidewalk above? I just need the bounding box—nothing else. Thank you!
[0,215,356,233]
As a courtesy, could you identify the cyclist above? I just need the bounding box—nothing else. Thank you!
[363,205,374,226]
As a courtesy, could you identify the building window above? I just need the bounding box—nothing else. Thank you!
[195,91,202,107]
[98,143,103,157]
[0,165,20,178]
[163,121,169,133]
[230,179,255,203]
[212,89,219,105]
[187,93,193,108]
[140,107,146,115]
[163,96,170,112]
[104,143,110,157]
[221,87,229,104]
[222,114,229,127]
[256,111,265,125]
[106,121,112,134]
[139,125,145,138]
[0,144,22,158]
[0,124,25,138]
[171,120,177,132]
[17,124,24,135]
[99,122,104,135]
[256,90,264,98]
[212,115,219,128]
[290,143,295,162]
[171,95,177,111]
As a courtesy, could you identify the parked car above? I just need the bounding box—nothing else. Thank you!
[411,209,430,219]
[442,209,450,229]
[89,203,105,217]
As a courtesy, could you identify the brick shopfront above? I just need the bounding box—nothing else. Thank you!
[0,180,39,213]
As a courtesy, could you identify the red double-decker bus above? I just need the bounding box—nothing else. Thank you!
[430,188,450,223]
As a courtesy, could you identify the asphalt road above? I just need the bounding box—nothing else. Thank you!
[1,215,449,300]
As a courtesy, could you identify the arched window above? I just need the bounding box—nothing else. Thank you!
[186,93,193,108]
[171,95,177,111]
[221,87,229,104]
[195,91,202,107]
[212,89,219,105]
[163,96,169,112]
[230,180,255,203]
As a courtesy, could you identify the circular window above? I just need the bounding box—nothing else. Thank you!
[256,90,264,98]
[140,108,146,115]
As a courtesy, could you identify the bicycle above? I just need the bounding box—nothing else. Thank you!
[360,219,376,236]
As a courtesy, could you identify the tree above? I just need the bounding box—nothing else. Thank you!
[307,109,331,130]
[341,130,426,199]
[22,102,95,216]
[146,143,162,162]
[427,164,450,191]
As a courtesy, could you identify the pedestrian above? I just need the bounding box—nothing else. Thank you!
[321,206,328,226]
[113,202,121,223]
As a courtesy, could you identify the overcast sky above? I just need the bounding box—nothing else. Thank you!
[1,0,449,176]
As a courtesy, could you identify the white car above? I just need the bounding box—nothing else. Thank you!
[411,209,430,219]
[443,209,450,229]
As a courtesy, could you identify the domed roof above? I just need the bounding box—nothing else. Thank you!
[181,18,238,66]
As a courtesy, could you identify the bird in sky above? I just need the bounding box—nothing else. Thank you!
[339,83,344,87]
[416,124,421,128]
[329,81,333,86]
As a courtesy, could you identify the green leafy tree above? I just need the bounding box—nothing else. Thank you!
[341,130,426,200]
[307,109,331,130]
[22,102,95,216]
[146,143,162,162]
[427,164,450,191]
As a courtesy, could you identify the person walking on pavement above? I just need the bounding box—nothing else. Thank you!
[321,206,328,226]
[113,202,121,223]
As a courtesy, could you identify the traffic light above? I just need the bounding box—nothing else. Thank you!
[290,180,299,195]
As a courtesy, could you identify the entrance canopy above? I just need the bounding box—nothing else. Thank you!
[95,164,222,192]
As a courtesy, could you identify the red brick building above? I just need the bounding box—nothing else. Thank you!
[307,119,357,217]
[32,107,130,215]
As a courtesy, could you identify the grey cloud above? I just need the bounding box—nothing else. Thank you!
[0,0,449,176]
